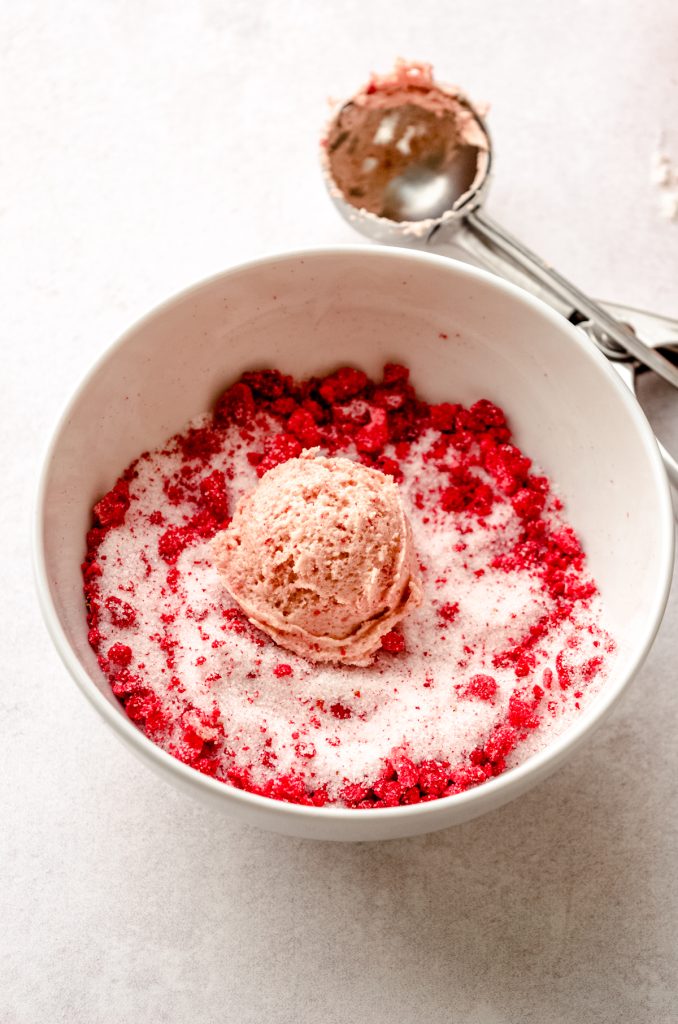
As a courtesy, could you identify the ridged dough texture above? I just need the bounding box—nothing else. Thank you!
[213,451,422,666]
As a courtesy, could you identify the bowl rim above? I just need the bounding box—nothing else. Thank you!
[33,244,676,825]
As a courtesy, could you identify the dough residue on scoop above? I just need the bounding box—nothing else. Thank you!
[322,59,489,220]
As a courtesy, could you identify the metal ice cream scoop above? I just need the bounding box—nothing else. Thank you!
[603,301,678,487]
[322,87,678,396]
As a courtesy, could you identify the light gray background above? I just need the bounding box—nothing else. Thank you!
[2,2,677,1021]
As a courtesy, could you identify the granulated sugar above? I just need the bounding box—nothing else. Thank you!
[83,365,615,808]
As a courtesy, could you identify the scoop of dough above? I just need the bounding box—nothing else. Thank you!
[213,451,422,666]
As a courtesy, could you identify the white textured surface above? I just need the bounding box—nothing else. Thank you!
[2,2,678,1021]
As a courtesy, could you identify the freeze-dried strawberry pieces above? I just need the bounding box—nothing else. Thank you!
[341,782,370,805]
[417,760,450,797]
[484,724,518,764]
[181,706,223,752]
[255,433,303,476]
[512,488,546,520]
[380,630,406,653]
[318,367,368,403]
[330,702,352,720]
[178,426,222,462]
[374,455,402,481]
[507,690,541,729]
[109,668,144,697]
[354,407,389,453]
[158,525,194,563]
[390,753,418,789]
[457,399,508,433]
[286,407,321,447]
[125,690,167,733]
[463,674,498,701]
[266,773,311,804]
[381,363,410,386]
[107,642,133,667]
[241,369,292,400]
[439,602,460,624]
[430,402,460,433]
[93,478,130,529]
[483,443,532,495]
[199,469,229,522]
[104,596,137,628]
[332,398,371,428]
[213,382,255,426]
[440,467,495,517]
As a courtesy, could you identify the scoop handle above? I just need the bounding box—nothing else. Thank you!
[460,209,678,390]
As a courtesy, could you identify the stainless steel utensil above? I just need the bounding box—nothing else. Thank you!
[323,92,678,393]
[601,301,678,488]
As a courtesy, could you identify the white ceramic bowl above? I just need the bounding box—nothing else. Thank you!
[34,247,674,841]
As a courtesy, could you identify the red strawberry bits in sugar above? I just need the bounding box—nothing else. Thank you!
[83,364,616,809]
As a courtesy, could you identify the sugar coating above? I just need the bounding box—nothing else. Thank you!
[83,366,615,808]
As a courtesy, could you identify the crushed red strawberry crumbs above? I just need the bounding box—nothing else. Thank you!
[82,364,615,808]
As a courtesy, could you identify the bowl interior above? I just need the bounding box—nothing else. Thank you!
[37,248,672,833]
